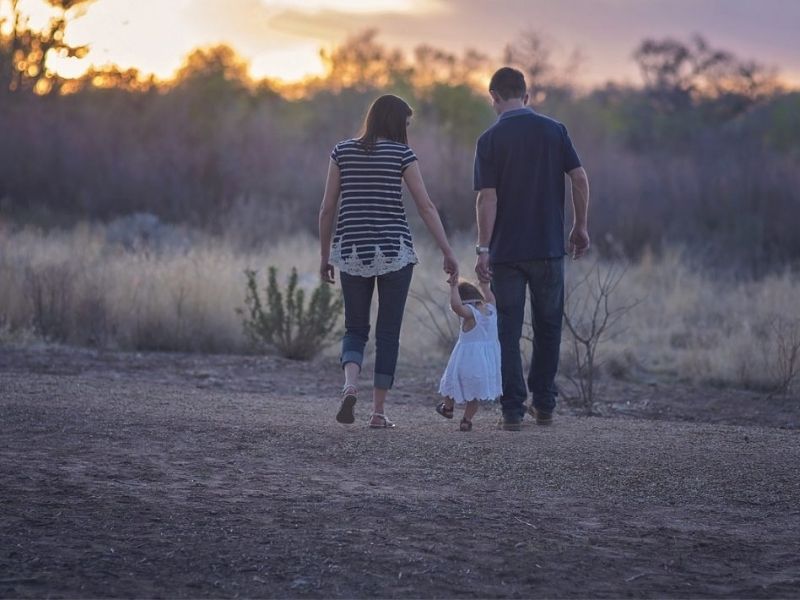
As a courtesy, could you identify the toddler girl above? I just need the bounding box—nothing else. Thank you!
[436,275,502,430]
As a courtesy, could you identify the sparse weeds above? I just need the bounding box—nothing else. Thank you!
[25,262,76,342]
[767,316,800,398]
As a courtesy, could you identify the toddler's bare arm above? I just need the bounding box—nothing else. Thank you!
[449,275,473,320]
[479,280,496,305]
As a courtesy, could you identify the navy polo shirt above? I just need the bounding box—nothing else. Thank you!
[473,107,582,263]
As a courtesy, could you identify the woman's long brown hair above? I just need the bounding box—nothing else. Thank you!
[357,94,412,151]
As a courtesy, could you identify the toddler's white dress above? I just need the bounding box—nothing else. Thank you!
[438,303,502,403]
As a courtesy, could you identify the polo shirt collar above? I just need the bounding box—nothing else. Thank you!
[499,107,535,121]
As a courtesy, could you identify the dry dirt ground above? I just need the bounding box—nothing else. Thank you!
[1,345,799,599]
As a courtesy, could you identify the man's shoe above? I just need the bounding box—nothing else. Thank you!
[500,416,522,431]
[527,405,553,426]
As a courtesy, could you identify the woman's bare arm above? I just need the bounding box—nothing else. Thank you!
[318,159,341,282]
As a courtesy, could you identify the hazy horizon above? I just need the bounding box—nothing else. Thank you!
[10,0,800,87]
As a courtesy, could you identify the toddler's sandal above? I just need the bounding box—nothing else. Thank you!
[435,401,454,419]
[459,418,473,432]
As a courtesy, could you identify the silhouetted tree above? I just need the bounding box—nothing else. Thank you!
[412,44,489,92]
[319,29,410,92]
[0,0,93,95]
[503,30,581,104]
[174,45,250,90]
[64,65,155,94]
[633,34,778,117]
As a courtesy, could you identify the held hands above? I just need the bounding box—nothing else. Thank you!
[320,259,335,284]
[475,253,492,283]
[447,272,459,287]
[443,250,459,279]
[568,226,590,260]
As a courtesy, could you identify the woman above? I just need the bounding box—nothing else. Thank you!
[319,94,458,428]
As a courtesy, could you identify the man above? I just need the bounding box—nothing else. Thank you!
[473,67,590,431]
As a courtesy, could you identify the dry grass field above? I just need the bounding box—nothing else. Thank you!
[1,221,798,396]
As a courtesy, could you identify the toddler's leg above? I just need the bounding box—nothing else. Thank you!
[460,400,479,431]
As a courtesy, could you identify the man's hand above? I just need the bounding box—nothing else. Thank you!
[568,226,590,260]
[475,253,492,282]
[320,260,335,284]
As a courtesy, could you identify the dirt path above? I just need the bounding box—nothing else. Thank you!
[1,347,799,598]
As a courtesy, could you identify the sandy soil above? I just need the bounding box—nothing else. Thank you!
[1,345,799,598]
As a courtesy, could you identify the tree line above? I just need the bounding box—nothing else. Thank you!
[1,1,799,273]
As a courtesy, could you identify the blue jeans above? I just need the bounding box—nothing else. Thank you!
[339,264,413,390]
[492,258,564,420]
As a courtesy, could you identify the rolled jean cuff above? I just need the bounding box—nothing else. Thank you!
[340,350,363,370]
[374,372,394,390]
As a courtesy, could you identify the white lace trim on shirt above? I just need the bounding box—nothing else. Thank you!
[331,242,418,277]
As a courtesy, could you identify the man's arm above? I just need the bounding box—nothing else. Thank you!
[475,187,497,281]
[567,166,590,259]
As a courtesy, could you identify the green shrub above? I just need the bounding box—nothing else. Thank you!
[238,266,343,360]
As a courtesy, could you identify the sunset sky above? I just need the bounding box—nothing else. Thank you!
[14,0,800,86]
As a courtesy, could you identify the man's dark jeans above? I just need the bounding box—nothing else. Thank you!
[492,257,564,420]
[339,264,413,390]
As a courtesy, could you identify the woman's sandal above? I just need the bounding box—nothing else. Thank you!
[435,401,454,419]
[336,385,357,424]
[459,418,473,432]
[369,413,396,429]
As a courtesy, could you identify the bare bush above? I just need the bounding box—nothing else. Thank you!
[563,261,639,414]
[407,283,459,354]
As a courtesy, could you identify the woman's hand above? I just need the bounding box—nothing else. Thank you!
[318,159,341,281]
[320,259,335,284]
[443,250,459,278]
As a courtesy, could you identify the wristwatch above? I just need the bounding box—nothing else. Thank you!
[475,245,490,255]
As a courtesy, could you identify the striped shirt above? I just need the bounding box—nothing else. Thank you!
[329,138,419,277]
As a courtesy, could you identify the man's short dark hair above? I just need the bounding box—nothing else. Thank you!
[489,67,527,100]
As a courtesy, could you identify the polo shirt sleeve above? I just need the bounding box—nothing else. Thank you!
[473,134,496,191]
[330,143,340,166]
[400,147,418,172]
[561,125,582,173]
